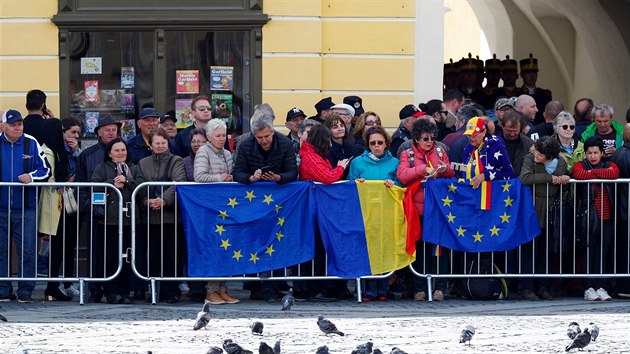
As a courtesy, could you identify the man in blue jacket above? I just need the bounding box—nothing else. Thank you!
[0,109,50,303]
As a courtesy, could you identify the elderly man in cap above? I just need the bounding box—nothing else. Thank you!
[312,97,335,123]
[444,105,484,163]
[285,107,306,146]
[0,109,50,303]
[390,104,426,155]
[76,114,120,183]
[128,107,161,163]
[343,95,364,125]
[159,110,178,142]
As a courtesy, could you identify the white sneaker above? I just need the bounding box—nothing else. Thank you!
[63,284,81,298]
[596,288,612,301]
[584,287,600,301]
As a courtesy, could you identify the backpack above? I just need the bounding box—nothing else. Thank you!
[460,257,508,300]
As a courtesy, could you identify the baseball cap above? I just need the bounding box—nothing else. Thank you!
[343,96,364,116]
[139,107,159,120]
[464,117,487,136]
[494,97,514,111]
[330,103,355,117]
[398,104,426,120]
[159,113,177,124]
[286,107,307,122]
[1,109,23,124]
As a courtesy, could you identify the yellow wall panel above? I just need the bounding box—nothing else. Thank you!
[322,21,414,55]
[0,1,57,18]
[264,0,321,17]
[262,92,324,118]
[322,0,415,18]
[263,20,321,53]
[0,59,59,92]
[322,58,414,91]
[0,23,58,55]
[263,57,322,90]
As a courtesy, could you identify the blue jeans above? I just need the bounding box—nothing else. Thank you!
[0,208,37,298]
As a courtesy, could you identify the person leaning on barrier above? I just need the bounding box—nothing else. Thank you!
[397,119,454,302]
[136,128,187,304]
[91,138,143,304]
[0,109,50,303]
[183,128,207,181]
[553,111,585,174]
[572,136,619,302]
[519,136,570,301]
[610,123,630,298]
[233,103,275,163]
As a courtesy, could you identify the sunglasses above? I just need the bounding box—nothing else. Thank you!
[420,136,436,142]
[369,140,385,146]
[191,140,207,145]
[365,120,380,127]
[195,105,212,112]
[561,125,575,130]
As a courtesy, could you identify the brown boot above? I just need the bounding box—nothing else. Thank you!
[205,292,226,304]
[219,292,240,304]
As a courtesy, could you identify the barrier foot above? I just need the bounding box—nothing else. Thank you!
[355,278,362,303]
[427,275,433,302]
[79,278,85,305]
[150,278,157,305]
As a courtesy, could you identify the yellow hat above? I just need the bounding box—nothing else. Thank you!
[464,117,487,136]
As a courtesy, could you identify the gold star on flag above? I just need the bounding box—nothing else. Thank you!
[500,212,511,223]
[473,231,483,242]
[218,210,229,220]
[263,194,274,205]
[244,190,256,202]
[448,183,457,193]
[227,197,239,208]
[502,181,512,192]
[274,204,283,213]
[276,231,284,241]
[232,250,242,261]
[489,225,500,236]
[447,212,456,223]
[220,239,231,250]
[249,253,259,264]
[456,225,466,237]
[442,195,453,207]
[277,217,285,226]
[504,196,514,207]
[265,245,276,256]
[215,224,225,235]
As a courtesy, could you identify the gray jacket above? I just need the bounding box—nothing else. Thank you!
[193,143,233,182]
[137,152,187,224]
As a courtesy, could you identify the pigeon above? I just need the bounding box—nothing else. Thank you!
[589,322,599,342]
[223,339,254,354]
[259,342,274,354]
[315,345,330,354]
[565,328,591,352]
[273,340,281,354]
[0,313,7,322]
[351,341,373,354]
[15,342,29,354]
[390,348,408,354]
[250,321,264,335]
[459,325,475,345]
[567,322,581,340]
[206,347,224,354]
[373,349,383,354]
[193,302,212,330]
[281,288,295,311]
[317,315,344,336]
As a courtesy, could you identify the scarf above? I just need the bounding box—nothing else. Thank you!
[116,162,132,179]
[544,158,559,174]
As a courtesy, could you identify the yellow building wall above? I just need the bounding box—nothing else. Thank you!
[0,0,59,116]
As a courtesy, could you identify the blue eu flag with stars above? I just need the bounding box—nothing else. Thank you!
[422,178,541,252]
[178,182,315,276]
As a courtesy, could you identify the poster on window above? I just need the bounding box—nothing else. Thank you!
[81,57,102,75]
[176,70,199,94]
[175,99,194,129]
[84,80,100,104]
[211,94,233,127]
[84,112,99,136]
[121,93,135,113]
[121,67,135,89]
[210,66,233,91]
[120,119,137,141]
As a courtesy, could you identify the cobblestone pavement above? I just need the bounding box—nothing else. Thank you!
[0,286,629,353]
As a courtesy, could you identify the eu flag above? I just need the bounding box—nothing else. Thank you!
[422,178,541,252]
[178,182,315,276]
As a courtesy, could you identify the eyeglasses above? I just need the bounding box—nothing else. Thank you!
[420,136,436,142]
[191,140,207,145]
[195,105,212,112]
[369,140,385,146]
[365,120,380,127]
[561,125,575,131]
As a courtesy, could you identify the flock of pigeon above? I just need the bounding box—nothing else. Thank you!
[565,321,599,352]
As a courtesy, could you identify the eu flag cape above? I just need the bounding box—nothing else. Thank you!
[314,181,418,277]
[178,182,315,276]
[422,178,541,252]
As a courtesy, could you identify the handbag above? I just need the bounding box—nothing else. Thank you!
[63,187,78,215]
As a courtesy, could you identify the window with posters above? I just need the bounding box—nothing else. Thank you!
[53,1,268,147]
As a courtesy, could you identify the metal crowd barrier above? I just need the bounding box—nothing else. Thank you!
[0,182,124,305]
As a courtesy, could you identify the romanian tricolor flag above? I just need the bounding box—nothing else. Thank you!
[314,181,419,277]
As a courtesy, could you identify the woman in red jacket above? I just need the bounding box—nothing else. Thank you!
[299,125,349,183]
[397,119,455,301]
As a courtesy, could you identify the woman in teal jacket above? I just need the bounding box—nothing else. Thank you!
[348,126,400,301]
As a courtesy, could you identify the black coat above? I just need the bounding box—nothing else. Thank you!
[233,132,298,184]
[611,143,630,220]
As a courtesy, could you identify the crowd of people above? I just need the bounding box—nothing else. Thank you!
[2,64,630,306]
